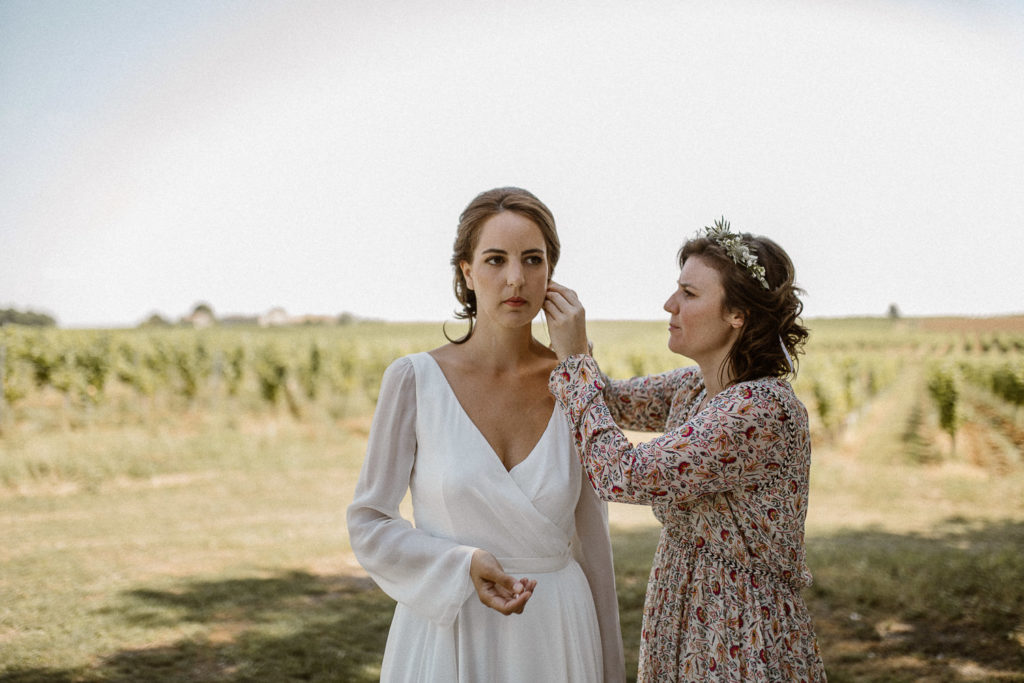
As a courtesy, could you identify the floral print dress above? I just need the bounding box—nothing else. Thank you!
[549,355,826,682]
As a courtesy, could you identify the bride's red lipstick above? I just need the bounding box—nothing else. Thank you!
[504,297,527,307]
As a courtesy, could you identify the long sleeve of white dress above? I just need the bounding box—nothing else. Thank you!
[346,357,477,627]
[572,475,627,682]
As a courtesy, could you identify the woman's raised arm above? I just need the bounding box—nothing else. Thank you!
[551,355,790,507]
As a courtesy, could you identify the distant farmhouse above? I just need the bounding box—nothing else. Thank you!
[257,307,289,327]
[180,304,215,329]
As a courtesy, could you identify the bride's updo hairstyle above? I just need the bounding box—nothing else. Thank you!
[679,224,809,383]
[446,187,560,344]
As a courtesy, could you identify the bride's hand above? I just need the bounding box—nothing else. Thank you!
[469,549,537,615]
[544,281,590,361]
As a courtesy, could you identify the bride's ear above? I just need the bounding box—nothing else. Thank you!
[460,261,474,290]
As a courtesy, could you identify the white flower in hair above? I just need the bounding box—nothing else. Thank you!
[701,217,770,289]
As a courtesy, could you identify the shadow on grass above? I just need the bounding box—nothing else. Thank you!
[3,520,1022,683]
[0,572,396,683]
[610,518,1024,683]
[807,518,1024,682]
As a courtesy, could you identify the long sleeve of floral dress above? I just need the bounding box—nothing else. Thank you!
[553,355,793,509]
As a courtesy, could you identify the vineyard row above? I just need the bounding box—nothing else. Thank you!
[2,324,1022,442]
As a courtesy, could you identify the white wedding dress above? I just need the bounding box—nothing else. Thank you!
[347,352,624,682]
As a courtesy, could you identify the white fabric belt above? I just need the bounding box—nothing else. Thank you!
[497,551,571,575]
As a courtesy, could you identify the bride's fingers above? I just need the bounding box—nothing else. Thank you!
[509,589,532,614]
[490,582,514,599]
[492,582,534,615]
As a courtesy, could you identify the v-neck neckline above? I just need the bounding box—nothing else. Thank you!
[423,352,557,473]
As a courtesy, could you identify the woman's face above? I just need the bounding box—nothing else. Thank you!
[460,211,550,330]
[663,255,744,362]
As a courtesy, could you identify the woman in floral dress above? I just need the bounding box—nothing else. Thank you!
[543,219,826,682]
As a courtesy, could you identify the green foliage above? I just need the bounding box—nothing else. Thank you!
[172,344,204,402]
[1,319,1022,448]
[139,312,172,328]
[76,335,111,400]
[0,307,57,326]
[24,336,61,387]
[926,366,958,440]
[224,346,246,396]
[812,379,833,429]
[255,344,288,406]
[991,365,1024,408]
[298,343,323,400]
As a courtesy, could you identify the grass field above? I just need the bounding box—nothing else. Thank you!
[2,318,1023,681]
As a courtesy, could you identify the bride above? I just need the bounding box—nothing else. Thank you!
[347,187,624,682]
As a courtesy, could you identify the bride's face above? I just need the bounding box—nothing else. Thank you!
[460,211,550,330]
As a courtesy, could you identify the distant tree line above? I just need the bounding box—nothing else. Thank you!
[155,302,369,329]
[1,304,365,330]
[0,308,57,327]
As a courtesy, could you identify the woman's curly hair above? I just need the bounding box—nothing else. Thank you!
[678,233,808,384]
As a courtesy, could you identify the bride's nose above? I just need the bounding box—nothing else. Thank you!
[506,264,525,288]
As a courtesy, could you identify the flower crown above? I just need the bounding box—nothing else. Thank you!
[701,217,769,289]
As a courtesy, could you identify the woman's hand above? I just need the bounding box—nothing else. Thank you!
[544,281,590,361]
[469,549,537,615]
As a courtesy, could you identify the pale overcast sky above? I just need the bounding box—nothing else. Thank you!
[2,0,1023,327]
